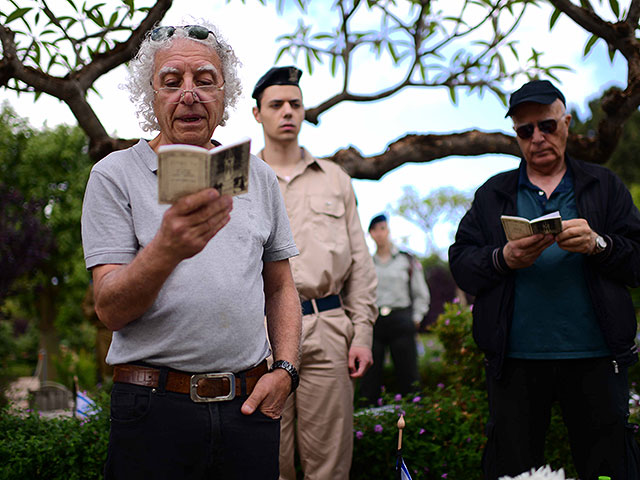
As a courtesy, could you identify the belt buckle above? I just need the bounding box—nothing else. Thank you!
[190,372,236,402]
[380,306,392,317]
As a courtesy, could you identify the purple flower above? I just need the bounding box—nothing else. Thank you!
[466,436,472,443]
[356,430,364,439]
[377,397,383,406]
[452,297,460,304]
[419,428,426,435]
[437,382,445,389]
[445,319,450,326]
[374,424,383,433]
[412,396,421,403]
[456,310,461,315]
[442,474,448,478]
[394,394,402,401]
[469,304,474,312]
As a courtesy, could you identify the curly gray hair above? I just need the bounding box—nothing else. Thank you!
[126,20,242,131]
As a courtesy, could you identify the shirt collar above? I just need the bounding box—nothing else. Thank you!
[517,158,574,193]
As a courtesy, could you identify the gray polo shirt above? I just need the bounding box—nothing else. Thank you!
[81,140,298,372]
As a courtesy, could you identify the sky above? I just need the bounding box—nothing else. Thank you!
[1,0,629,256]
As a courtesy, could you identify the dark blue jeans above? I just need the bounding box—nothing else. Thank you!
[483,357,640,480]
[105,381,280,480]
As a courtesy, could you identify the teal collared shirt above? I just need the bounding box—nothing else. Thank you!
[507,161,610,359]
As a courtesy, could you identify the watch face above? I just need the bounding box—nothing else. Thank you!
[596,236,606,250]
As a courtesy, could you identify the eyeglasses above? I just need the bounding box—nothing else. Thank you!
[514,116,566,139]
[154,85,224,104]
[150,25,215,42]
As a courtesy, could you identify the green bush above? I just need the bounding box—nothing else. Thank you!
[352,386,485,479]
[0,392,109,480]
[0,302,637,479]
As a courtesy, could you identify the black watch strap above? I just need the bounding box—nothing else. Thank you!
[270,360,299,393]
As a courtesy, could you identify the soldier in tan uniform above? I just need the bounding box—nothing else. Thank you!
[252,66,378,480]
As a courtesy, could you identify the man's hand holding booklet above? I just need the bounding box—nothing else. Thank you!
[500,211,563,241]
[157,137,251,204]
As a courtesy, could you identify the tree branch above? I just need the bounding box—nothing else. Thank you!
[326,130,522,179]
[549,0,637,60]
[628,0,640,28]
[73,0,173,90]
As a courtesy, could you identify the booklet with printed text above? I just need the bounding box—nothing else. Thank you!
[157,137,250,204]
[500,211,563,241]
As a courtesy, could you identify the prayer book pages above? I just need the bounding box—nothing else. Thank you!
[157,137,250,204]
[500,211,563,241]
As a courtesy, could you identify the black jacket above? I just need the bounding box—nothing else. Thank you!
[449,156,640,378]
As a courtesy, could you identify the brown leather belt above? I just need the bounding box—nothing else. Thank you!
[113,360,268,402]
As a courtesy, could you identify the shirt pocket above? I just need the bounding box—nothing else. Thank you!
[308,194,347,250]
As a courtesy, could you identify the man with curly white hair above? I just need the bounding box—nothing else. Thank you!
[81,21,302,479]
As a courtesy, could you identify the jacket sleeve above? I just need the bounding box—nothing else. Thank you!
[448,186,513,296]
[340,177,378,348]
[587,173,640,287]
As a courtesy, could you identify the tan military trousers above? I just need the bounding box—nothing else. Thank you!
[279,308,355,480]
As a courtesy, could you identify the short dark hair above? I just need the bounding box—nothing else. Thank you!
[368,213,388,231]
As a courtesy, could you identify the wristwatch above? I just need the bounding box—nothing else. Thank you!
[270,359,299,393]
[592,234,607,255]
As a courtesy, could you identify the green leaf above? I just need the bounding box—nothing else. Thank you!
[306,51,313,73]
[65,0,79,11]
[609,0,620,18]
[508,42,519,61]
[32,42,41,66]
[5,7,32,24]
[549,8,561,30]
[388,42,399,63]
[47,54,59,71]
[330,55,337,76]
[108,11,118,27]
[274,47,287,64]
[448,86,457,104]
[583,34,599,57]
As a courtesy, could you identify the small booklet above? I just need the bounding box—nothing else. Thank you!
[500,211,563,241]
[157,137,251,204]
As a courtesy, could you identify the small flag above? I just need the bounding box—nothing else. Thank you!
[396,453,413,480]
[75,390,98,418]
[395,414,413,479]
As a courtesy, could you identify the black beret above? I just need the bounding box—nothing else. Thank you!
[505,80,566,117]
[252,66,303,100]
[368,213,388,231]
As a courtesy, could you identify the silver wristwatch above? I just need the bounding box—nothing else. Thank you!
[592,235,607,255]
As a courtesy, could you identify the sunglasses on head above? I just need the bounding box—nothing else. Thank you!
[150,25,214,42]
[514,116,565,140]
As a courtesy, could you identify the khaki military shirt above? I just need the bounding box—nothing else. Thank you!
[258,147,378,348]
[373,245,431,325]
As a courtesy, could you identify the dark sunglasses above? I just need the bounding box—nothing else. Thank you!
[514,116,565,139]
[150,25,214,42]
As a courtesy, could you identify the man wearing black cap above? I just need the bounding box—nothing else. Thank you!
[449,79,640,479]
[252,66,377,479]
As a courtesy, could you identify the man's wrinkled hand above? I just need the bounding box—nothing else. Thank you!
[555,219,597,254]
[240,369,291,419]
[503,233,555,269]
[157,188,232,262]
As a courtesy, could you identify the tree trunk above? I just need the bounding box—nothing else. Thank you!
[35,281,59,382]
